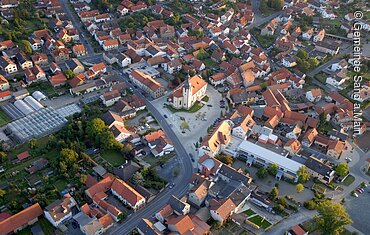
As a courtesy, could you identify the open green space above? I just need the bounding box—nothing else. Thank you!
[54,179,68,191]
[27,81,58,97]
[143,153,174,168]
[248,215,271,229]
[100,150,125,167]
[165,102,204,113]
[201,96,209,102]
[342,174,355,186]
[38,217,56,235]
[315,73,327,84]
[0,109,10,127]
[243,209,256,216]
[203,59,218,68]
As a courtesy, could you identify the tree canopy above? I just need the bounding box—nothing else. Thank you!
[315,201,352,235]
[297,166,310,183]
[335,163,349,177]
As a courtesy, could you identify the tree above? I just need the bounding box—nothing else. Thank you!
[268,163,278,176]
[80,174,87,184]
[19,40,32,54]
[315,201,352,235]
[296,49,309,60]
[335,163,349,177]
[269,187,279,201]
[309,58,319,68]
[215,154,234,165]
[296,183,304,193]
[297,58,310,72]
[0,189,5,197]
[0,151,7,162]
[196,48,209,60]
[86,118,107,139]
[117,212,127,221]
[297,166,310,183]
[60,148,79,166]
[256,167,268,179]
[132,172,144,186]
[64,69,75,80]
[29,139,38,149]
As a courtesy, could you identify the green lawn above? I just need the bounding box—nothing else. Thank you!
[54,179,68,191]
[201,96,209,102]
[342,174,355,186]
[248,215,271,229]
[38,218,56,235]
[27,81,57,97]
[165,102,204,113]
[100,150,126,167]
[203,58,218,68]
[0,109,10,127]
[143,153,174,167]
[315,73,327,84]
[243,209,256,216]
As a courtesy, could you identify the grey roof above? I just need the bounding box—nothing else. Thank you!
[218,164,251,184]
[113,161,140,181]
[14,100,34,115]
[137,219,158,235]
[65,58,79,70]
[327,130,348,141]
[168,195,188,214]
[304,156,333,177]
[15,52,28,64]
[101,110,122,126]
[228,183,251,206]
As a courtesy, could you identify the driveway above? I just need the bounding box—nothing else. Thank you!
[150,85,223,162]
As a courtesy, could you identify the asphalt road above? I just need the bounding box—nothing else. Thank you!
[60,0,95,55]
[108,101,195,234]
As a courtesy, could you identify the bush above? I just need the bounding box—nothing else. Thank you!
[304,200,317,210]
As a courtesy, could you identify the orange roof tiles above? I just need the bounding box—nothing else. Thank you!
[0,203,43,235]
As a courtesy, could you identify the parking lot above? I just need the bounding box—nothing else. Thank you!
[345,184,370,233]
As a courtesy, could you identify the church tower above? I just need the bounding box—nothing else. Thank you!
[182,76,192,110]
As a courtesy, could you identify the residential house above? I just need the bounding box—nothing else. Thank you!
[283,139,302,156]
[49,72,67,87]
[129,70,166,98]
[282,56,297,68]
[31,53,48,66]
[0,56,17,73]
[29,37,43,50]
[304,156,335,183]
[100,90,121,107]
[198,120,232,157]
[302,128,318,147]
[306,88,322,102]
[66,58,85,74]
[163,58,182,74]
[24,65,46,84]
[209,198,235,224]
[313,29,325,42]
[103,39,119,51]
[288,224,308,235]
[0,74,10,91]
[15,53,33,70]
[315,41,340,55]
[0,203,43,235]
[44,194,77,227]
[144,130,174,157]
[137,218,159,235]
[0,90,12,102]
[72,44,87,57]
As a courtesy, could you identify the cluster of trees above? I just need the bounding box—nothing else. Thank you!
[296,49,320,72]
[118,11,159,31]
[256,164,279,179]
[260,0,284,13]
[335,163,349,177]
[188,29,204,39]
[64,70,75,80]
[196,48,210,60]
[215,153,234,165]
[0,2,45,42]
[132,167,166,190]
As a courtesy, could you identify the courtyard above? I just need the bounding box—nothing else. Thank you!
[150,85,224,163]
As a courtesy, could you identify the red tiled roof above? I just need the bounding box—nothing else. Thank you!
[0,203,43,235]
[17,151,30,161]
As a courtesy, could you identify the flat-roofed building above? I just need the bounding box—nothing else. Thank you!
[237,140,303,182]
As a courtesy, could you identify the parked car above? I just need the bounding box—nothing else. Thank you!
[207,104,212,107]
[164,114,168,118]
